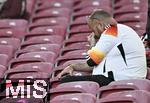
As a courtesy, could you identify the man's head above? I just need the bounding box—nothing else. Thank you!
[87,9,117,38]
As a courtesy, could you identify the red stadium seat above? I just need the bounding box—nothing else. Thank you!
[18,51,57,63]
[0,54,9,67]
[62,49,87,56]
[97,90,150,103]
[57,81,99,95]
[115,13,147,23]
[0,96,44,103]
[72,16,87,25]
[16,44,61,57]
[23,32,64,41]
[50,93,96,103]
[70,24,91,34]
[98,79,150,98]
[0,65,7,78]
[8,57,46,69]
[61,49,88,56]
[0,38,20,50]
[62,60,85,66]
[29,17,69,30]
[21,35,63,49]
[65,42,89,48]
[74,7,111,18]
[32,8,71,21]
[68,32,90,39]
[123,22,146,31]
[0,28,26,38]
[115,0,146,4]
[62,42,89,52]
[22,43,61,52]
[30,26,67,37]
[0,45,14,59]
[35,3,72,13]
[50,77,61,88]
[56,55,87,66]
[114,0,148,9]
[50,100,80,103]
[4,67,49,79]
[114,5,147,14]
[32,17,69,24]
[0,19,28,29]
[73,0,111,11]
[64,35,88,46]
[10,62,53,73]
[37,0,74,7]
[49,87,90,100]
[64,37,88,47]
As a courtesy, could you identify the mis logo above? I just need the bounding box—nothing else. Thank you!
[5,79,47,99]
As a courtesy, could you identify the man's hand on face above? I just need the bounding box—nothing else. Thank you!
[88,32,97,48]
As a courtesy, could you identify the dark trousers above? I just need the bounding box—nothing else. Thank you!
[60,74,114,87]
[146,0,150,39]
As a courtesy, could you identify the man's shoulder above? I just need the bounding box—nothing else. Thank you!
[117,24,134,31]
[103,25,118,37]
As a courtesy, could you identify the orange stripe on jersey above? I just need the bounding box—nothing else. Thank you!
[87,47,105,64]
[103,25,118,37]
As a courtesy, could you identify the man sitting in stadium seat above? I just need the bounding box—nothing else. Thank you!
[57,10,147,87]
[0,0,26,19]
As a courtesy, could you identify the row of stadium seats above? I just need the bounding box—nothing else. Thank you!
[0,0,149,103]
[50,79,150,103]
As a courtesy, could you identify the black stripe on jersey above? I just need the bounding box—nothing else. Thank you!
[117,44,127,65]
[103,60,106,73]
[86,57,98,67]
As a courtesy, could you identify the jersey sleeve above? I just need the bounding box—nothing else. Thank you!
[87,26,119,66]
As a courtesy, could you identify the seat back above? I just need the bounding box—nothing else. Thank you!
[58,81,99,95]
[50,93,96,103]
[98,90,150,103]
[98,79,150,98]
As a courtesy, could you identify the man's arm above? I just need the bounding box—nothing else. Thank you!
[70,61,93,72]
[57,25,119,78]
[57,61,93,78]
[86,25,119,66]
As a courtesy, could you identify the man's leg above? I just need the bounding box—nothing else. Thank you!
[60,75,114,87]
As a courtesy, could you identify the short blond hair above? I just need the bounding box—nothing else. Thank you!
[89,9,112,20]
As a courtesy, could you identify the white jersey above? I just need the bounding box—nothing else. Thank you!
[88,24,147,81]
